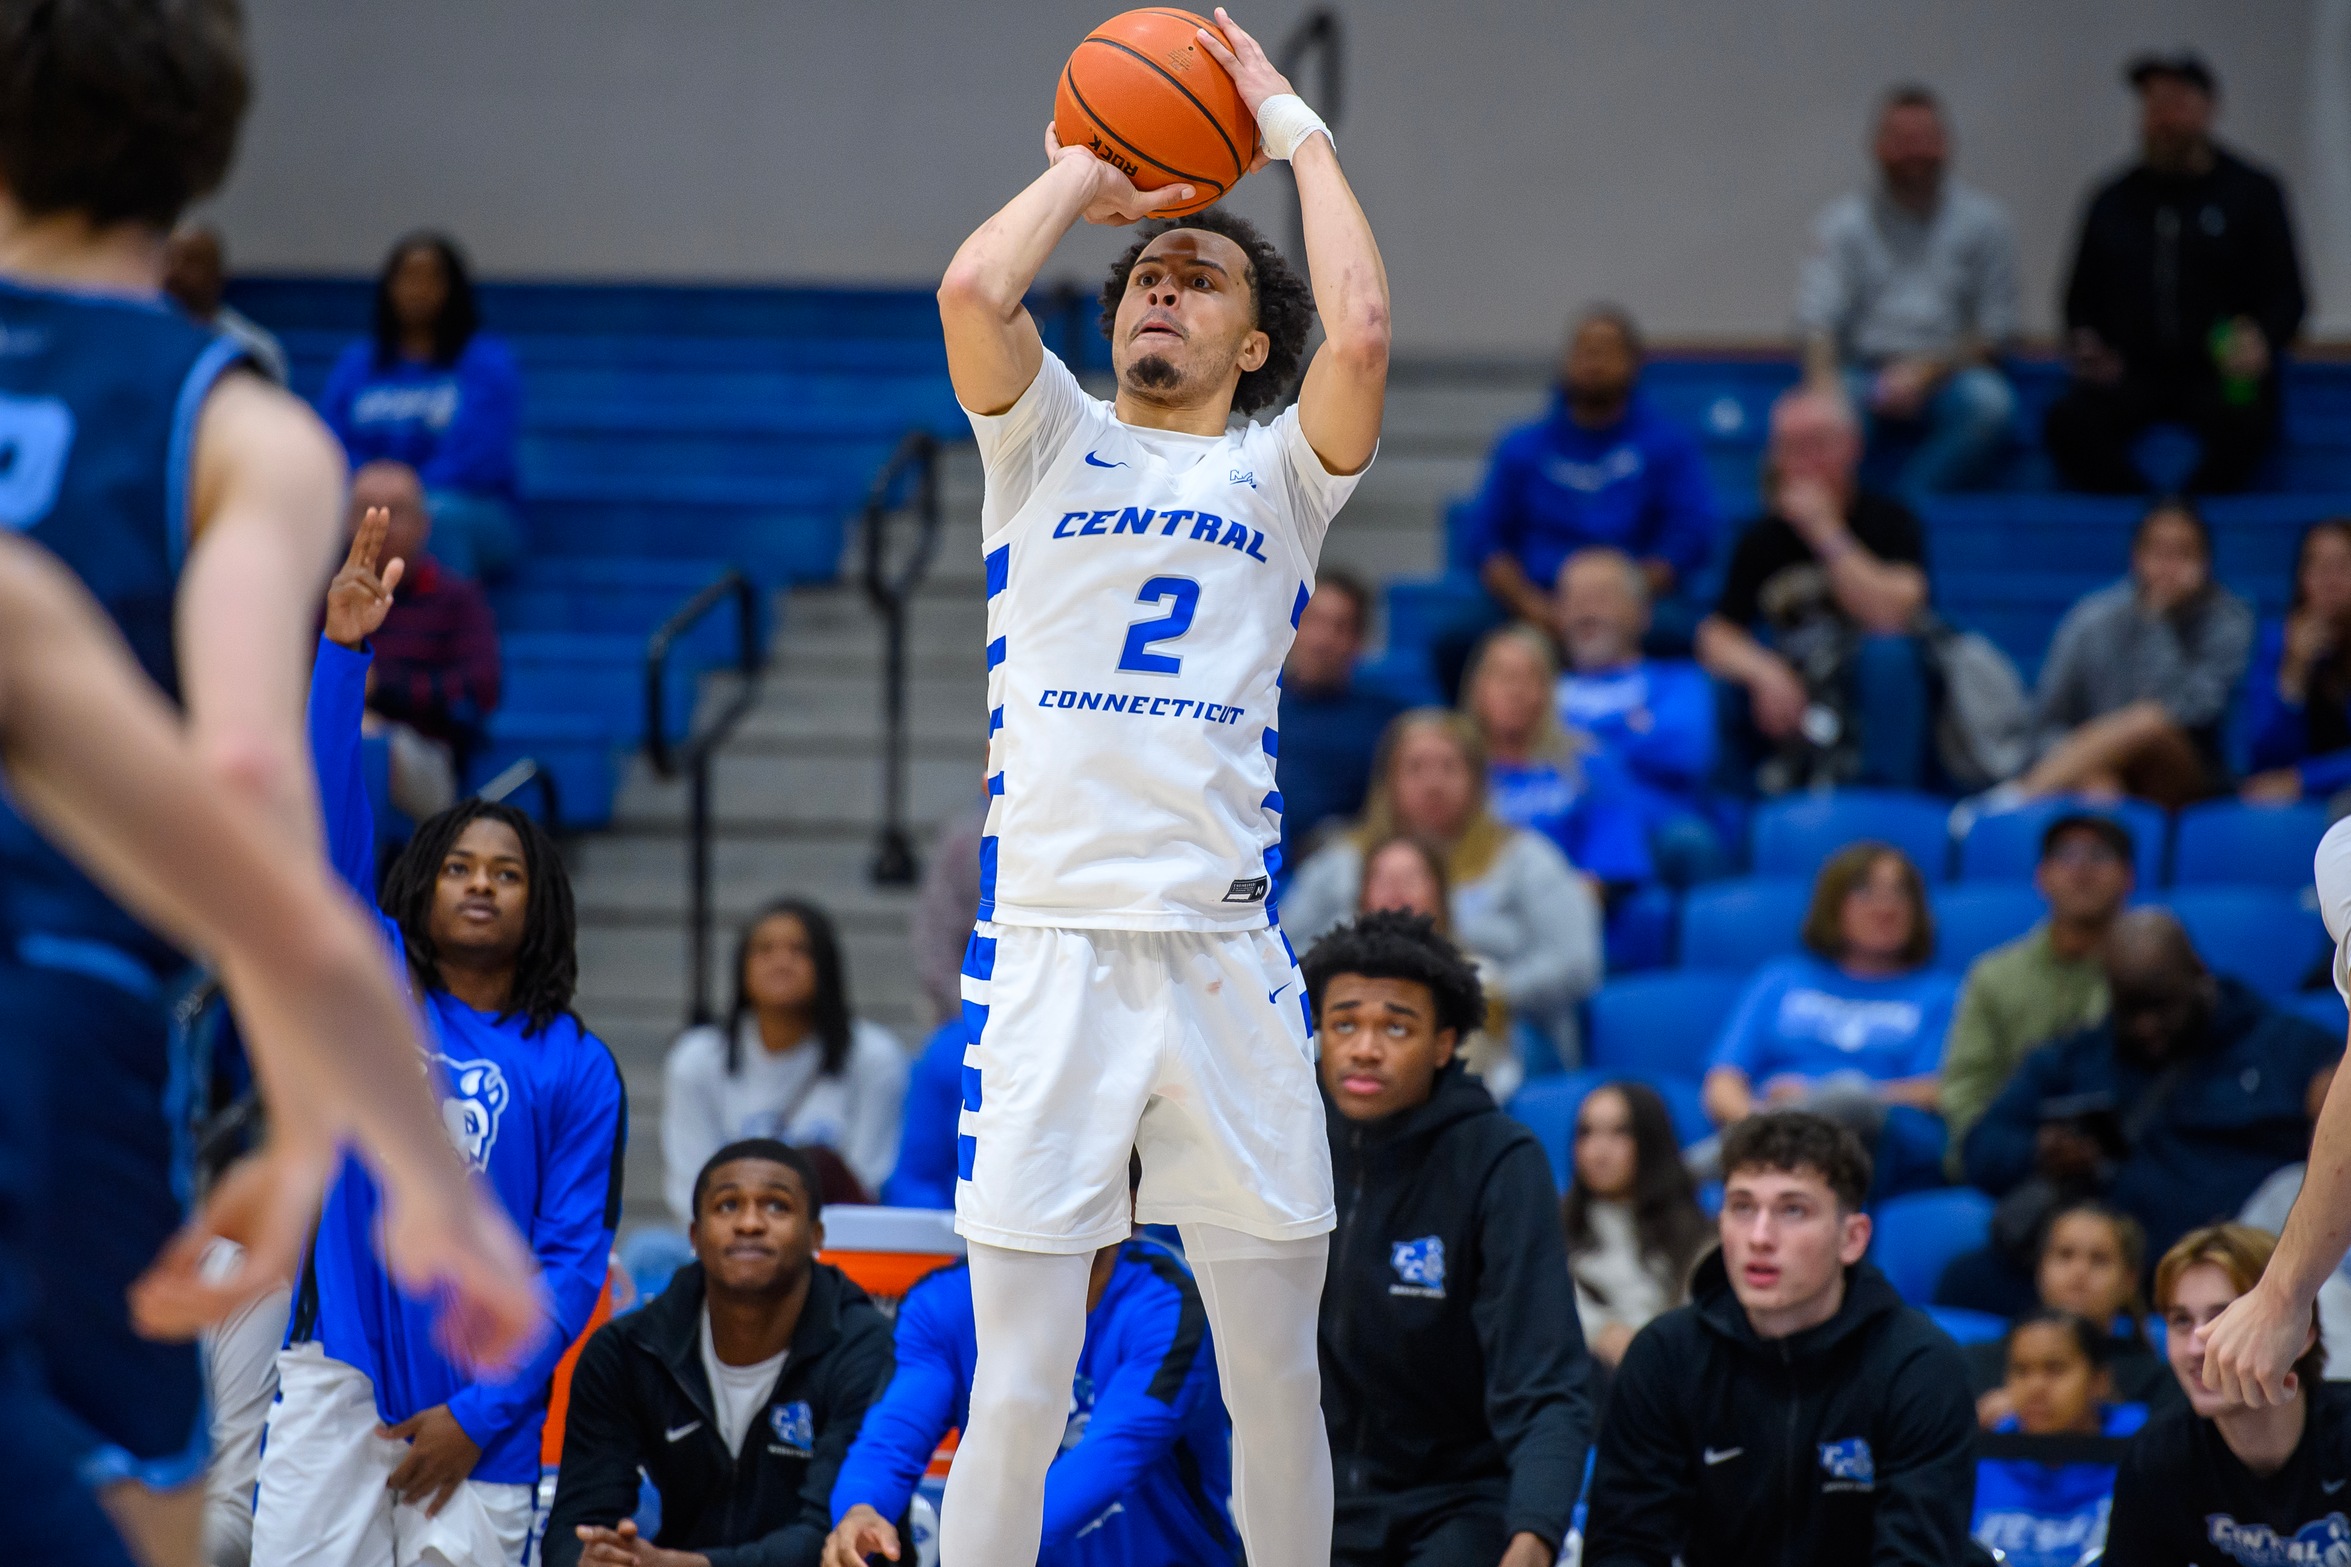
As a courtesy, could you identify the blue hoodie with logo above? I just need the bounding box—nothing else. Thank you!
[1971,1403,2147,1567]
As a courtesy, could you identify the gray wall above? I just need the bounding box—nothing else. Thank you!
[210,1,2339,352]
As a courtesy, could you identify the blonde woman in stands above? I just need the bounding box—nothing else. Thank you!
[1284,710,1602,1069]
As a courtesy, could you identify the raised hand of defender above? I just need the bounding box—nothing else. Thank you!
[1196,8,1290,171]
[326,504,407,650]
[1044,122,1198,226]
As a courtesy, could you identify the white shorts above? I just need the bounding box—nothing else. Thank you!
[955,920,1335,1253]
[249,1343,535,1567]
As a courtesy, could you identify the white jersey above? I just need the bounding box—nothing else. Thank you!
[969,351,1366,931]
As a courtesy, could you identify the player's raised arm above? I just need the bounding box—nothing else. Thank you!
[939,126,1201,416]
[1199,7,1390,475]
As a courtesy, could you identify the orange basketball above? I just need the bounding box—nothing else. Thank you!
[1055,9,1259,218]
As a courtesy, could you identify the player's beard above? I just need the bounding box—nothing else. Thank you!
[1124,352,1185,397]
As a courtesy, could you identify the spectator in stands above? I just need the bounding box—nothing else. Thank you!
[546,1142,893,1567]
[161,223,288,385]
[1955,911,2340,1305]
[1566,1081,1710,1370]
[1462,623,1653,886]
[2044,52,2307,496]
[1696,388,1933,794]
[1555,546,1726,883]
[1969,1310,2147,1567]
[1583,1112,1976,1567]
[2105,1224,2350,1564]
[1306,912,1593,1567]
[1941,813,2135,1166]
[877,1018,962,1210]
[1796,83,2022,499]
[1352,833,1519,1100]
[1439,304,1716,693]
[1284,711,1604,1069]
[663,899,908,1221]
[2243,519,2351,805]
[910,799,985,1027]
[1699,842,1957,1195]
[320,232,525,580]
[1962,1202,2173,1419]
[2006,498,2253,809]
[1279,571,1406,862]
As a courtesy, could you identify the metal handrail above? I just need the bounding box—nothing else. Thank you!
[646,568,764,1025]
[1273,9,1344,264]
[860,429,944,885]
[474,755,564,831]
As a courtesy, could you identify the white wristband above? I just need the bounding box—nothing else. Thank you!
[1254,93,1330,161]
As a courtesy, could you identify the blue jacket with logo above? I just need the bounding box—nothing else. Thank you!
[318,335,523,497]
[830,1241,1237,1566]
[1321,1063,1593,1553]
[296,635,626,1483]
[1971,1403,2146,1567]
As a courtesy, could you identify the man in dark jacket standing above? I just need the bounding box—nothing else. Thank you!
[2044,51,2307,494]
[547,1140,895,1567]
[1304,912,1593,1567]
[1584,1112,1975,1567]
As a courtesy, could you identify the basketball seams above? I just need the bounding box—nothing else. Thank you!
[1078,33,1246,184]
[1061,61,1230,202]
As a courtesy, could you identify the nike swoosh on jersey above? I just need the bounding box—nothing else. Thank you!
[1268,981,1289,1005]
[2327,1478,2347,1494]
[1703,1446,1743,1465]
[1083,451,1126,468]
[666,1421,702,1443]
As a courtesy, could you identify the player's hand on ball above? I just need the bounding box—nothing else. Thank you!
[2197,1278,2312,1408]
[326,504,406,650]
[823,1505,902,1566]
[1045,122,1197,225]
[1196,8,1290,171]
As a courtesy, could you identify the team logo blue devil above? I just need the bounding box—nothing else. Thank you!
[770,1401,815,1455]
[1818,1438,1875,1487]
[432,1054,510,1172]
[1391,1236,1446,1291]
[2205,1511,2351,1567]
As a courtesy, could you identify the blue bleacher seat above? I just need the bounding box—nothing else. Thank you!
[1752,789,1952,882]
[1930,883,2046,972]
[2287,988,2349,1038]
[1927,1306,2009,1345]
[1586,972,1745,1080]
[1507,1072,1602,1191]
[1678,877,1812,971]
[2160,886,2333,998]
[1958,797,2168,888]
[1869,1188,1994,1306]
[2172,801,2331,890]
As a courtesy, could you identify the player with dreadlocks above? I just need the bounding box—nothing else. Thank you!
[248,507,627,1567]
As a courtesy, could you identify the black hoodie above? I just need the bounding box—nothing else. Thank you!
[1320,1060,1594,1553]
[1584,1252,1975,1567]
[543,1260,894,1567]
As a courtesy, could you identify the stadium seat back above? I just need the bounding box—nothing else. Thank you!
[1752,789,1952,882]
[1930,884,2047,972]
[1678,877,1812,971]
[1586,972,1746,1080]
[2159,886,2333,998]
[1506,1073,1603,1191]
[1868,1188,1994,1306]
[2173,801,2331,890]
[1958,797,2167,888]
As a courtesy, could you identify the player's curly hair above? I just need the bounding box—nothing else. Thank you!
[379,798,578,1037]
[1100,208,1313,415]
[1300,910,1486,1038]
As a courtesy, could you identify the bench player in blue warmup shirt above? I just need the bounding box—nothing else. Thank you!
[825,1222,1238,1566]
[247,512,627,1566]
[0,6,540,1561]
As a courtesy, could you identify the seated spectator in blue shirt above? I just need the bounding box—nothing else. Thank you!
[1797,84,2021,499]
[879,1019,964,1210]
[823,1227,1236,1567]
[319,232,525,581]
[1277,570,1406,864]
[1701,842,1957,1195]
[2243,519,2351,807]
[1555,547,1726,884]
[1970,1310,2148,1567]
[1436,305,1715,694]
[1461,624,1652,887]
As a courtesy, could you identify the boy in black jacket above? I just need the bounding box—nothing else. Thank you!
[1584,1112,1975,1567]
[546,1140,894,1567]
[1304,912,1593,1567]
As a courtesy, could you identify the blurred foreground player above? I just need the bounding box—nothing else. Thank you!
[932,8,1388,1563]
[0,1,539,1559]
[0,537,530,1563]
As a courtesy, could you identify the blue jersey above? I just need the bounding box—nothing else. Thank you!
[297,636,626,1484]
[832,1240,1238,1566]
[0,276,247,977]
[1971,1404,2146,1567]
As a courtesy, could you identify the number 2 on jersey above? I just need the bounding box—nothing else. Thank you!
[1117,576,1201,676]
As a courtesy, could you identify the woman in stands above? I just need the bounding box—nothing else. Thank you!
[1352,832,1523,1098]
[1965,1202,2174,1421]
[1284,709,1603,1069]
[2242,518,2351,806]
[2106,1224,2351,1566]
[318,232,526,580]
[1563,1081,1708,1370]
[1698,841,1955,1195]
[1969,1309,2148,1567]
[661,898,907,1220]
[1459,624,1653,887]
[2006,497,2254,810]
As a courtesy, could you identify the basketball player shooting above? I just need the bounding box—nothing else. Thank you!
[925,9,1386,1566]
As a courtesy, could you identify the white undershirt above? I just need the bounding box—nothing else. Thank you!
[700,1308,788,1457]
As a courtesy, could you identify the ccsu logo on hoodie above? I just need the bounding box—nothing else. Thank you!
[432,1054,510,1172]
[1819,1437,1875,1491]
[769,1401,815,1457]
[2205,1511,2351,1567]
[1390,1236,1446,1298]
